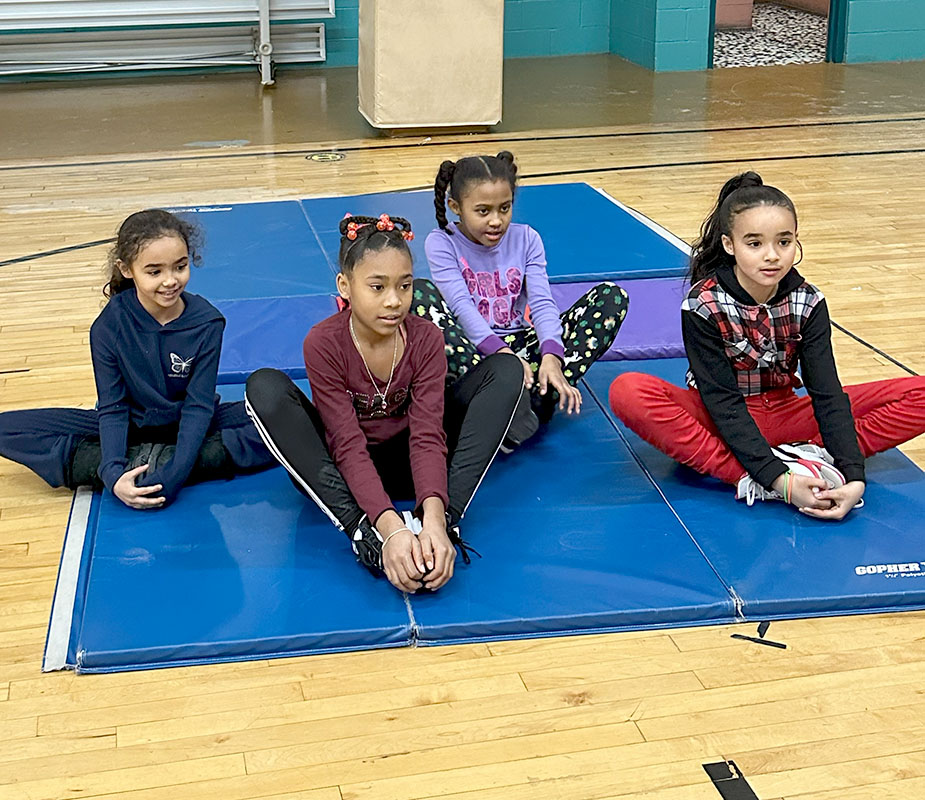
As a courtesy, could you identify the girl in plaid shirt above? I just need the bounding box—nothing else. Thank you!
[609,172,925,520]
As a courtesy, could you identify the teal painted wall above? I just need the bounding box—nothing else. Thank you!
[322,0,613,67]
[608,0,709,71]
[321,0,925,70]
[844,0,925,63]
[653,0,711,71]
[609,0,656,67]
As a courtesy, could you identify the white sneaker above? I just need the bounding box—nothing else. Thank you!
[736,444,847,507]
[736,475,785,506]
[776,441,833,464]
[772,444,846,489]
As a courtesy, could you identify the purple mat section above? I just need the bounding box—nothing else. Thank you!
[552,278,686,361]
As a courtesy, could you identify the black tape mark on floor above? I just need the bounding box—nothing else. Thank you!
[731,620,787,649]
[704,761,760,799]
[2,115,923,172]
[0,368,31,375]
[831,320,918,376]
[0,238,115,268]
[731,633,787,649]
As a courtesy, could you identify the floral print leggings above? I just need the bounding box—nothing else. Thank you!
[411,278,629,388]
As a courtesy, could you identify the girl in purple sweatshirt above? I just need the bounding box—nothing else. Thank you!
[421,151,629,448]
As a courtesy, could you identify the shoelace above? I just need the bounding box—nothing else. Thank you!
[744,481,782,507]
[446,526,481,565]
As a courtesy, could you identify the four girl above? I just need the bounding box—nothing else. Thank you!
[2,161,923,593]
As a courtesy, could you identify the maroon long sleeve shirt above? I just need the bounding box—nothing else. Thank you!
[303,310,449,524]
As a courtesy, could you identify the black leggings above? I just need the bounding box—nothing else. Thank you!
[243,353,523,535]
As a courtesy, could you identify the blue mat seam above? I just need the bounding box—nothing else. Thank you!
[299,199,337,276]
[581,376,746,620]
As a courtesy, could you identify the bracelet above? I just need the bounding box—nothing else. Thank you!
[382,526,412,552]
[783,470,794,504]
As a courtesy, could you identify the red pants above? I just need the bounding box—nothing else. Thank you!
[608,372,925,485]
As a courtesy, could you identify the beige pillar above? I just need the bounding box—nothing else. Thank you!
[358,0,504,129]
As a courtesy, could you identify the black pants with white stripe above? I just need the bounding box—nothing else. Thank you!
[244,353,522,536]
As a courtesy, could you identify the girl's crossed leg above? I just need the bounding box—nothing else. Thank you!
[413,278,629,415]
[609,371,925,485]
[244,354,521,545]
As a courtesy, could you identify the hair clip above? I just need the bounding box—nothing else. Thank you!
[402,231,414,241]
[376,213,395,232]
[346,229,358,240]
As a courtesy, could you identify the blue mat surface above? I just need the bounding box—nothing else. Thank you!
[302,184,690,283]
[409,395,734,645]
[172,201,333,300]
[174,185,690,312]
[46,394,735,672]
[587,359,925,620]
[216,295,337,384]
[60,469,413,673]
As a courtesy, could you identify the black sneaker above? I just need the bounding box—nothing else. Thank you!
[351,516,385,574]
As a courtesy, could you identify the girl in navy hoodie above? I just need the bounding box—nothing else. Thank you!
[0,209,273,509]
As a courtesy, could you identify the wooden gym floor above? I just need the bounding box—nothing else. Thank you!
[2,55,925,799]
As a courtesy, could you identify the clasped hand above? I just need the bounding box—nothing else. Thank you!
[773,473,865,520]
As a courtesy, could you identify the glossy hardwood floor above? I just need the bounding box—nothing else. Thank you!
[2,56,925,799]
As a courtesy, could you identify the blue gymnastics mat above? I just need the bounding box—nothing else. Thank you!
[300,184,690,283]
[44,393,735,673]
[174,183,690,308]
[586,359,925,620]
[213,278,687,384]
[171,201,334,299]
[216,295,338,384]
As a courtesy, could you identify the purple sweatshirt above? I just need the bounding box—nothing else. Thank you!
[425,223,565,360]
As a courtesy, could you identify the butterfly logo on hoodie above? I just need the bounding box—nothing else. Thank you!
[169,352,194,377]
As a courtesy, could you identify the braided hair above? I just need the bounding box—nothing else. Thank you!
[434,150,518,233]
[689,171,798,286]
[338,214,413,274]
[104,209,202,299]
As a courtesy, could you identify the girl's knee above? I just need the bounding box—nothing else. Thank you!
[594,281,629,309]
[245,368,291,413]
[608,371,658,413]
[485,351,524,391]
[413,277,438,296]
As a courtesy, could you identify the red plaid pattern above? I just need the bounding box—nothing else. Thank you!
[683,276,823,396]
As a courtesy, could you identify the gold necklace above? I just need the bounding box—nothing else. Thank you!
[349,315,399,410]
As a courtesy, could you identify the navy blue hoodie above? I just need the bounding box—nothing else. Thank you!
[89,289,224,501]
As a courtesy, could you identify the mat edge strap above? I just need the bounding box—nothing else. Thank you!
[43,486,95,672]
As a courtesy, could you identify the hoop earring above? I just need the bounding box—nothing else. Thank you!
[794,241,804,267]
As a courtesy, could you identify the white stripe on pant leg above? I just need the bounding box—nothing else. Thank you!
[458,384,522,519]
[244,393,345,531]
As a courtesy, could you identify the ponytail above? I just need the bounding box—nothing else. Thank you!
[434,160,456,232]
[433,150,519,234]
[689,171,797,286]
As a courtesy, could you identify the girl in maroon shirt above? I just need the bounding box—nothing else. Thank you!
[245,214,523,592]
